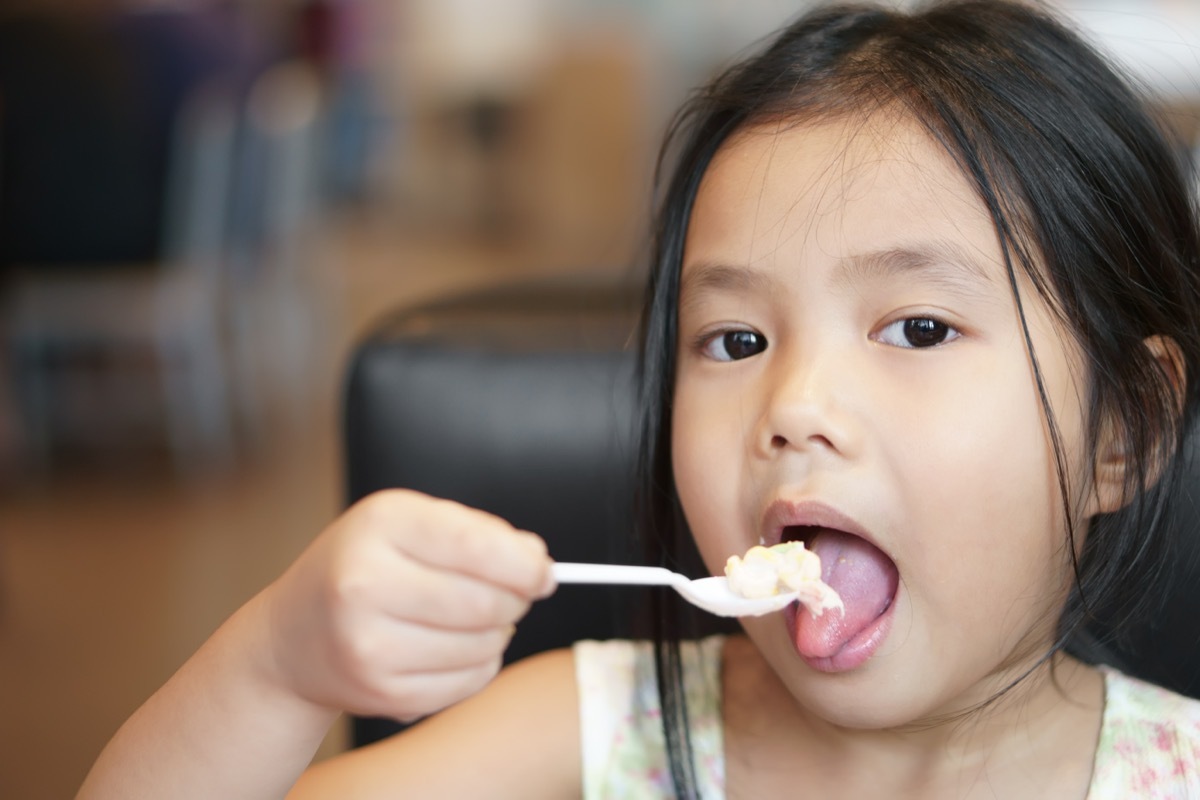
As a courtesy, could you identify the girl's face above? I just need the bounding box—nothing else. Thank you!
[672,114,1101,728]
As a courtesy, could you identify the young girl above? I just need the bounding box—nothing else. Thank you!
[78,1,1200,797]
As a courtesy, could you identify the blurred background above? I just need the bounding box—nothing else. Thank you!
[0,1,1196,797]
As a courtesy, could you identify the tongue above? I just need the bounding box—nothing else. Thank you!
[793,530,899,659]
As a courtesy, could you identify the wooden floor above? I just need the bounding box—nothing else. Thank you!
[0,212,612,799]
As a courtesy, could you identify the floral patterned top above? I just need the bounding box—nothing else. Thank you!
[574,636,1200,799]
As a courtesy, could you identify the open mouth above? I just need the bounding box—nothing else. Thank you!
[780,525,900,673]
[780,524,821,547]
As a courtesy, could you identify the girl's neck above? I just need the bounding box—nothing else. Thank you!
[720,636,1105,799]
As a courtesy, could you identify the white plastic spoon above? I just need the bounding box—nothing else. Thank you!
[552,562,799,617]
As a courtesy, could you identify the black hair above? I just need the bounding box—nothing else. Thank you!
[634,0,1200,794]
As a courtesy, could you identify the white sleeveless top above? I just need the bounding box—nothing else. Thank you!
[574,636,1200,799]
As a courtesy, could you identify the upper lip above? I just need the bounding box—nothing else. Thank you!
[760,499,876,549]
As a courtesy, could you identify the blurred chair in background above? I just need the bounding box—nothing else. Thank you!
[0,5,334,475]
[341,275,660,746]
[224,58,333,442]
[3,77,240,472]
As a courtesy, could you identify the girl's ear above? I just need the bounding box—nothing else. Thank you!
[1087,335,1185,516]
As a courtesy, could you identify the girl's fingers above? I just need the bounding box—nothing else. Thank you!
[272,491,556,718]
[359,491,554,599]
[362,554,532,628]
[353,620,516,675]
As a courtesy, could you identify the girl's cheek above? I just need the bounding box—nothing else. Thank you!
[673,409,743,556]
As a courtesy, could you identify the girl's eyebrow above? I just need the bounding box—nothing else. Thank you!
[835,242,999,298]
[680,241,998,310]
[678,261,777,313]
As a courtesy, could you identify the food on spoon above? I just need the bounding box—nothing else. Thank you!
[724,542,844,617]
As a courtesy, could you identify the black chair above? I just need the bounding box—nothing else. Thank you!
[1076,436,1200,697]
[342,276,655,746]
[341,276,1200,746]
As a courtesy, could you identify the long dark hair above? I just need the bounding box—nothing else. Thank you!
[634,0,1200,794]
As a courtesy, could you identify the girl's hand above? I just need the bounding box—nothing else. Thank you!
[259,489,556,722]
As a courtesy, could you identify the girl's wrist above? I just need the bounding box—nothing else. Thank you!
[231,588,342,733]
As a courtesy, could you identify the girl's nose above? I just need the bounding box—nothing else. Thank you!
[753,352,862,462]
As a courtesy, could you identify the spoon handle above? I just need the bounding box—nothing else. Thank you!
[552,562,685,587]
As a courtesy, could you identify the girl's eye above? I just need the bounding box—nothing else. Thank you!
[876,317,960,349]
[702,329,768,361]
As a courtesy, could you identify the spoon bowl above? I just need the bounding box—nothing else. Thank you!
[551,562,799,617]
[676,575,801,617]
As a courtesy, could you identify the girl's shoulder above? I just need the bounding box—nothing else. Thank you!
[1090,666,1200,797]
[291,648,583,800]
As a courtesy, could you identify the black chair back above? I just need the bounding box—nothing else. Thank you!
[343,278,647,745]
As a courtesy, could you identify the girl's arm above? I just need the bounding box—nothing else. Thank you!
[76,592,339,800]
[76,490,558,800]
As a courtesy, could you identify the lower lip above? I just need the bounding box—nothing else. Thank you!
[786,592,897,674]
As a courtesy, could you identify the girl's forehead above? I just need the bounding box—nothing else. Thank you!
[684,114,1000,276]
[703,114,980,214]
